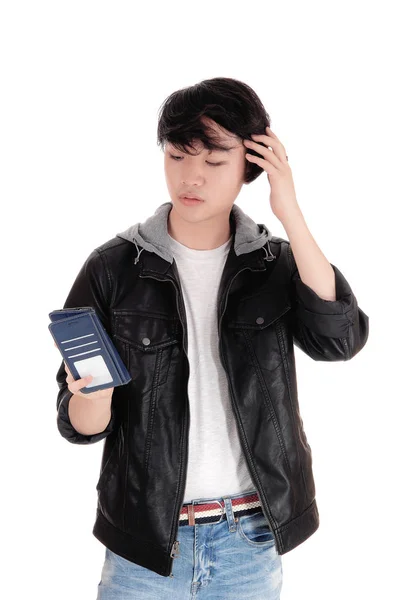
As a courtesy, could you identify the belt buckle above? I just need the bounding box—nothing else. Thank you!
[189,499,224,526]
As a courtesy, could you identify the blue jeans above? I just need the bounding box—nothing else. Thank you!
[97,489,283,599]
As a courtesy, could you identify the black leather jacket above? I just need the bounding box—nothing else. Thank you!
[55,203,369,577]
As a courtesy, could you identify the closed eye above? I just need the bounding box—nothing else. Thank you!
[169,154,224,167]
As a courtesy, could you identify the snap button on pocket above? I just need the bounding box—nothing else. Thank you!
[256,317,264,325]
[142,337,151,346]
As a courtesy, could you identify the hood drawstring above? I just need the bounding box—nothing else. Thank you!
[133,238,145,265]
[262,242,276,262]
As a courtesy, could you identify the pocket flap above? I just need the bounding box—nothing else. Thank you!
[227,292,291,329]
[112,310,181,351]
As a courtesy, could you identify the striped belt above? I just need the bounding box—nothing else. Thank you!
[179,491,262,526]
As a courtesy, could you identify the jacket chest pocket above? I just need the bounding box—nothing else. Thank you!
[112,310,182,394]
[226,291,291,333]
[226,291,292,367]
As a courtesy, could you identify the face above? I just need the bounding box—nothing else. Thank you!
[163,118,247,223]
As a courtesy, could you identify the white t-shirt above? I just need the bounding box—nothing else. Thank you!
[168,232,255,503]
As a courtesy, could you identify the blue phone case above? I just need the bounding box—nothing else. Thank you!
[49,307,131,394]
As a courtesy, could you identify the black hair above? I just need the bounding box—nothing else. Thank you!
[156,77,271,184]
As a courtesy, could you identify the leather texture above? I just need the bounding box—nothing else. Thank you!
[55,217,369,578]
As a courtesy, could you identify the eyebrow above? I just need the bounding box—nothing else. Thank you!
[168,144,235,155]
[208,146,235,154]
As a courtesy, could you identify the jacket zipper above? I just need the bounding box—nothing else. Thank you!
[167,272,190,577]
[217,263,280,539]
[139,270,189,578]
[140,249,279,575]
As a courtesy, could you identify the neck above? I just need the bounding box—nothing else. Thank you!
[167,204,232,250]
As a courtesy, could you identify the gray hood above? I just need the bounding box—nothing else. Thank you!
[116,201,275,264]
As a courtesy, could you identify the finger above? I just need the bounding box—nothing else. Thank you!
[251,131,287,164]
[266,126,279,139]
[244,140,282,169]
[64,362,74,382]
[68,375,92,395]
[250,134,279,150]
[245,152,277,173]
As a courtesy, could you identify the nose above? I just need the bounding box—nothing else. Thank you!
[182,174,204,186]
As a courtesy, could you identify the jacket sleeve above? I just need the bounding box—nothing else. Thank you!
[55,248,117,444]
[287,243,369,361]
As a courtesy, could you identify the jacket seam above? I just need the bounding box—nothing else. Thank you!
[96,248,114,310]
[276,318,308,505]
[123,380,130,530]
[241,329,292,477]
[342,336,351,360]
[97,433,120,489]
[143,350,163,473]
[222,329,282,547]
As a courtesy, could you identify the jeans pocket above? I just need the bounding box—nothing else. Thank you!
[105,547,158,578]
[237,510,276,547]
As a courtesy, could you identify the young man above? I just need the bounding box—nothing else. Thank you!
[55,77,369,599]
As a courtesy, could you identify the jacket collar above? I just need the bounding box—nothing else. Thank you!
[116,201,276,275]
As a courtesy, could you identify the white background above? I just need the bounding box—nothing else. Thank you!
[1,1,407,598]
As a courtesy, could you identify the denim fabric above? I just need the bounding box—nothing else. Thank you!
[96,490,283,599]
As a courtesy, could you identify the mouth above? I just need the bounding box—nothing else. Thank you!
[179,194,203,200]
[179,195,204,205]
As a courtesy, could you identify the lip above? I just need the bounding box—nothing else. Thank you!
[179,193,203,200]
[179,196,204,206]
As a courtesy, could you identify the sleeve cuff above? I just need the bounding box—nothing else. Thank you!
[292,263,357,338]
[57,390,115,445]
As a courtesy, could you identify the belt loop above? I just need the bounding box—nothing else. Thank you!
[223,497,238,532]
[187,504,195,526]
